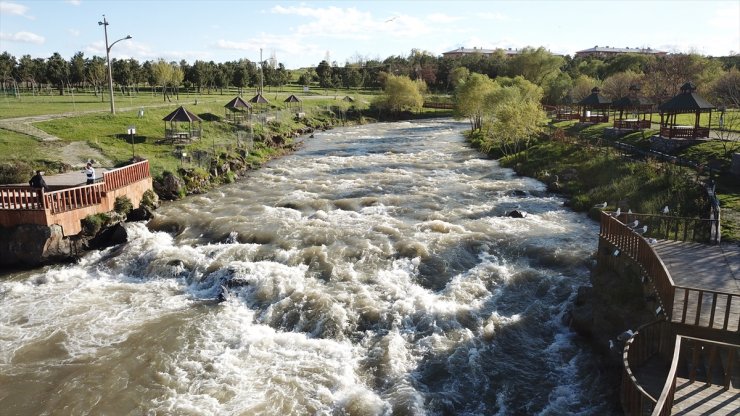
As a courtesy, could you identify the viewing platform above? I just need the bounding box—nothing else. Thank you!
[0,160,152,236]
[598,212,739,415]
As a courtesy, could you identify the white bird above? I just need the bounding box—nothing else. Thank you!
[595,202,607,209]
[635,225,648,235]
[611,207,621,217]
[628,220,639,228]
[662,206,669,215]
[617,329,634,342]
[628,209,633,214]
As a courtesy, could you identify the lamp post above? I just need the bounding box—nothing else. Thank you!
[98,15,131,115]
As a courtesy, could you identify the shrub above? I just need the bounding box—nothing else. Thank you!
[114,196,133,215]
[140,189,159,210]
[81,213,110,235]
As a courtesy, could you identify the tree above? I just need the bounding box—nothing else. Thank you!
[69,52,85,88]
[507,47,565,86]
[448,66,469,90]
[315,60,333,88]
[482,76,548,156]
[542,72,573,105]
[454,72,496,131]
[710,67,740,107]
[151,59,174,101]
[570,74,599,101]
[0,52,16,93]
[46,52,69,95]
[85,56,107,99]
[372,74,424,116]
[601,71,644,100]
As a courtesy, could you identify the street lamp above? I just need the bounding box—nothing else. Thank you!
[98,15,131,115]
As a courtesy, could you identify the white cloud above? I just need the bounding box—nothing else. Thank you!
[708,3,740,29]
[477,11,511,21]
[0,2,33,18]
[426,12,462,23]
[66,0,81,5]
[0,31,44,44]
[68,29,80,37]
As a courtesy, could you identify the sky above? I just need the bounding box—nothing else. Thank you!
[1,0,738,69]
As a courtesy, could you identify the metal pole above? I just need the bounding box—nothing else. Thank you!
[99,15,131,115]
[131,131,135,158]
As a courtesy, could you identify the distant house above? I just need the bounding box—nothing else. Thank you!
[575,46,667,58]
[441,47,524,59]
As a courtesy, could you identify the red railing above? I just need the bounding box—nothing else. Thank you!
[45,183,105,214]
[659,126,710,139]
[0,187,45,210]
[580,114,609,123]
[102,160,151,191]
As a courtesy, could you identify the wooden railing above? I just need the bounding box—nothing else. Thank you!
[555,112,581,120]
[673,286,738,330]
[614,212,719,244]
[0,187,45,210]
[102,160,151,191]
[622,320,675,416]
[659,126,710,139]
[580,114,609,123]
[652,336,740,415]
[44,183,105,214]
[614,119,652,129]
[422,101,454,109]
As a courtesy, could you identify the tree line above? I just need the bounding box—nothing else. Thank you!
[0,47,738,107]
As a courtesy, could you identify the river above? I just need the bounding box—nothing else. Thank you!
[0,119,618,415]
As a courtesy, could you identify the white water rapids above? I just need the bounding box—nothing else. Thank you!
[0,119,618,415]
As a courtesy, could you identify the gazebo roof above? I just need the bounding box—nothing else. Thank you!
[342,96,355,102]
[284,94,302,103]
[578,87,611,106]
[249,93,270,104]
[612,95,653,109]
[224,96,252,110]
[658,82,715,112]
[162,106,203,122]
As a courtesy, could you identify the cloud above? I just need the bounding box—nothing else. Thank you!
[68,29,80,37]
[0,31,45,44]
[426,13,462,23]
[708,3,740,29]
[66,0,81,5]
[0,2,33,18]
[477,11,511,21]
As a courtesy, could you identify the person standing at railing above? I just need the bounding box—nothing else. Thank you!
[29,170,48,209]
[84,162,95,185]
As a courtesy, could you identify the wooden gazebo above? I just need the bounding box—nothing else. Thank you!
[342,95,355,103]
[249,92,270,113]
[224,96,252,123]
[578,87,611,123]
[555,94,580,121]
[162,106,202,141]
[612,85,654,130]
[284,94,303,111]
[657,82,715,139]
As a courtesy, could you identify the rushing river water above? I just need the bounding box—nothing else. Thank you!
[1,119,618,415]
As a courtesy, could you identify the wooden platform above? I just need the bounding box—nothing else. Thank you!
[653,241,740,332]
[671,377,740,415]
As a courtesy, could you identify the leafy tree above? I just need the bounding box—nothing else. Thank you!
[85,56,107,99]
[601,70,643,100]
[570,74,600,101]
[482,76,547,155]
[0,52,16,93]
[46,52,69,95]
[448,66,470,90]
[69,52,85,88]
[710,67,740,107]
[151,59,174,101]
[16,54,38,91]
[542,72,573,105]
[507,47,565,86]
[315,60,333,88]
[373,74,424,116]
[455,72,496,131]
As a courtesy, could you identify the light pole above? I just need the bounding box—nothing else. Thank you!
[98,15,131,115]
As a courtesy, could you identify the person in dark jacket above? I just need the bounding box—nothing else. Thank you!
[29,170,48,208]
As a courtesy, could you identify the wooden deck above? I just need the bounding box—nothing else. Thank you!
[671,377,740,415]
[654,241,740,333]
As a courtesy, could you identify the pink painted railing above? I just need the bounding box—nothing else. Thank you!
[0,187,45,210]
[102,160,151,191]
[659,126,710,139]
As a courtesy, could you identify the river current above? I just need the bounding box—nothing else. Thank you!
[1,119,617,415]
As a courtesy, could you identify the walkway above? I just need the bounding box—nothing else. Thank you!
[654,241,740,332]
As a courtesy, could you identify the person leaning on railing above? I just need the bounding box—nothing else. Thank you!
[84,162,95,185]
[29,170,49,208]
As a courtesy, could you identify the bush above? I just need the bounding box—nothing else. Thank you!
[0,160,32,184]
[114,196,133,215]
[140,189,159,210]
[81,213,110,235]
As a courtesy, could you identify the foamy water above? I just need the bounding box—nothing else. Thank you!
[0,119,618,415]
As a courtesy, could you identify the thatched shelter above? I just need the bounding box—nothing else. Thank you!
[342,96,355,103]
[612,85,654,130]
[224,96,252,123]
[162,106,202,140]
[578,87,611,123]
[249,92,271,113]
[657,82,715,139]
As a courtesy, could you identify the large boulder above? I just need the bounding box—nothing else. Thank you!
[0,224,76,266]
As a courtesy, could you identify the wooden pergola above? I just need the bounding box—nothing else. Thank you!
[555,94,580,121]
[578,87,611,123]
[249,92,270,113]
[657,82,715,139]
[612,85,654,130]
[162,106,202,141]
[284,94,303,111]
[224,96,252,123]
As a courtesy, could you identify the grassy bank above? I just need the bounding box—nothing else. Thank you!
[478,122,739,242]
